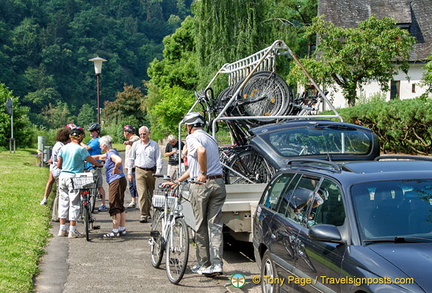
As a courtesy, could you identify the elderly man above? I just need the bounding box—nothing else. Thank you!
[166,112,226,276]
[127,126,163,223]
[164,134,185,180]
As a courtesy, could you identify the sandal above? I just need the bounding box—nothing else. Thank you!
[119,229,127,236]
[103,231,120,238]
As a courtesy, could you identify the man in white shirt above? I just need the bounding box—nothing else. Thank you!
[167,112,226,276]
[127,126,163,223]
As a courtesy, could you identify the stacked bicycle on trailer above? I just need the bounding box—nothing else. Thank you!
[184,40,342,184]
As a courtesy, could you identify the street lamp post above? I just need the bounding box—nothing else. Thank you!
[89,56,107,125]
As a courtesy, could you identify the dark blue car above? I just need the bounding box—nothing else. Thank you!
[253,157,432,292]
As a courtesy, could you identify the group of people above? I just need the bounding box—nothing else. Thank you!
[41,112,227,276]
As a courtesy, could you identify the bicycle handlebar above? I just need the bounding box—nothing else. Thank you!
[85,163,104,171]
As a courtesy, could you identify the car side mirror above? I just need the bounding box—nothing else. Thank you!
[309,224,343,243]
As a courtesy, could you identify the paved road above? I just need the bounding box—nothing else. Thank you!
[34,160,261,292]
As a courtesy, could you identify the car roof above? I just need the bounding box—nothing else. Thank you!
[285,159,432,183]
[343,160,432,174]
[249,119,374,135]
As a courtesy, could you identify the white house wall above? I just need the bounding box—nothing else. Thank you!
[324,64,429,109]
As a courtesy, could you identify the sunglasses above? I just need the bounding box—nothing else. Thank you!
[139,133,148,136]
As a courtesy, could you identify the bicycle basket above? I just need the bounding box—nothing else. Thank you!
[71,173,96,190]
[152,195,175,209]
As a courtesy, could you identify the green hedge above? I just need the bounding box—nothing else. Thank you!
[337,97,432,155]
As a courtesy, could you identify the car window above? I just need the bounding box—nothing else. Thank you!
[265,127,372,157]
[278,176,345,228]
[310,179,345,227]
[262,173,296,211]
[352,180,432,241]
[280,175,319,224]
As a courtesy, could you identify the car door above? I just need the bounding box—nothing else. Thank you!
[269,174,321,290]
[255,172,297,262]
[295,177,348,292]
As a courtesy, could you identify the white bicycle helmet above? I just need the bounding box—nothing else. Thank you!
[183,112,205,127]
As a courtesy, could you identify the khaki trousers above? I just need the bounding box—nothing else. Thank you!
[135,168,156,218]
[190,178,226,267]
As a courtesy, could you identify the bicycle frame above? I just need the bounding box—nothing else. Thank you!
[149,176,190,284]
[71,173,96,241]
[155,184,185,249]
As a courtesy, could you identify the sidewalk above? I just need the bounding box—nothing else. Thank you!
[34,177,260,292]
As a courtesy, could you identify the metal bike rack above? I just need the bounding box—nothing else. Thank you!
[182,40,344,183]
[186,39,343,138]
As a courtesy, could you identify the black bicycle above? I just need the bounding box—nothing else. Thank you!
[71,173,96,241]
[84,165,103,213]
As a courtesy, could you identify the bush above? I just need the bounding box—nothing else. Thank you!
[337,97,432,155]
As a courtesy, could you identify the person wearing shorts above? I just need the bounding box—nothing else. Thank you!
[40,128,70,223]
[57,127,103,238]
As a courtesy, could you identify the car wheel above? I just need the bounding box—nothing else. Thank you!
[261,250,280,293]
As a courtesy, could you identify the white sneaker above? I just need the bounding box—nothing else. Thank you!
[198,264,223,276]
[68,229,84,238]
[128,201,136,208]
[58,229,68,237]
[40,198,47,205]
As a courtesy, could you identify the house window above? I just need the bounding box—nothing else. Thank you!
[412,83,416,93]
[390,80,400,100]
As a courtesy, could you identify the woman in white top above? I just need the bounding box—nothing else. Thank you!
[40,128,70,221]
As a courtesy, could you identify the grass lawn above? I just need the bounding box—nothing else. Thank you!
[0,150,52,293]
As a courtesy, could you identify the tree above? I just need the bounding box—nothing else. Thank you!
[194,0,268,90]
[288,16,415,106]
[102,84,147,126]
[421,55,432,95]
[77,103,95,127]
[263,0,317,58]
[41,101,75,129]
[0,0,192,132]
[145,16,198,139]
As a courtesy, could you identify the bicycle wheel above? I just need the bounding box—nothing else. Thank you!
[226,150,275,184]
[150,209,165,268]
[83,205,91,241]
[239,71,293,125]
[166,217,189,284]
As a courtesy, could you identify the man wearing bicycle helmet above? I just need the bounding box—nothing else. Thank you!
[81,123,107,212]
[57,127,103,238]
[169,112,226,276]
[123,125,140,208]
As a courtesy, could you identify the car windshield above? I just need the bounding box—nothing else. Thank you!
[351,180,432,242]
[264,125,373,157]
